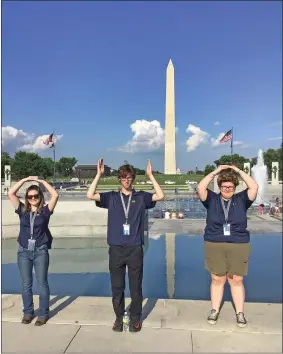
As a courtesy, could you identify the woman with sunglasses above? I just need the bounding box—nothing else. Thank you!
[8,176,59,326]
[197,165,258,328]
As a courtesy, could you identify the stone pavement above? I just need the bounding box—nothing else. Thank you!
[2,294,282,353]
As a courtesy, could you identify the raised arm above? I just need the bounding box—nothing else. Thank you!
[8,177,31,209]
[230,165,259,201]
[37,179,59,212]
[146,160,164,201]
[86,158,104,201]
[197,165,231,201]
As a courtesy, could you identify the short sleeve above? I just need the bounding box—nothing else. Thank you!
[15,202,24,216]
[237,189,254,210]
[200,189,217,209]
[95,192,113,209]
[43,205,53,216]
[143,192,156,210]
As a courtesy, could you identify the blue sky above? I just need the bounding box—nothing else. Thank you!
[2,1,282,172]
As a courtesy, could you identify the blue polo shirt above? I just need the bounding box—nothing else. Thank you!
[15,202,53,249]
[201,189,254,243]
[96,190,156,246]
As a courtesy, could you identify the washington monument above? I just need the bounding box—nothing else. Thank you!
[164,59,176,174]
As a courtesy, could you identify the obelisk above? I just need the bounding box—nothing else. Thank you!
[164,59,176,174]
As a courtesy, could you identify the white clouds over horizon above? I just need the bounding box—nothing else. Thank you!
[2,126,63,153]
[118,119,165,153]
[268,136,282,141]
[185,124,210,152]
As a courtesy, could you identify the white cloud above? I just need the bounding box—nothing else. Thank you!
[2,126,32,145]
[267,121,282,127]
[20,134,63,152]
[185,124,210,152]
[268,137,282,141]
[214,121,220,126]
[118,120,164,153]
[2,126,63,153]
[211,132,225,147]
[233,140,244,146]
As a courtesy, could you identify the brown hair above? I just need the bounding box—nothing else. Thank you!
[217,169,239,188]
[118,164,136,180]
[23,185,45,213]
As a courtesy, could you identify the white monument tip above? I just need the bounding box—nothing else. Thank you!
[167,59,174,67]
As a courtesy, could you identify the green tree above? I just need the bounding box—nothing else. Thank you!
[11,151,47,179]
[41,158,54,179]
[204,164,216,176]
[56,157,77,177]
[1,152,12,178]
[214,154,249,169]
[262,148,281,179]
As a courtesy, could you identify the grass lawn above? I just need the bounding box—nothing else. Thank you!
[95,174,203,185]
[48,174,204,185]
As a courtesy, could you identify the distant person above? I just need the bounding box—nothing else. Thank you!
[197,165,258,328]
[8,177,59,326]
[258,204,265,215]
[274,197,281,216]
[164,211,171,219]
[87,159,164,332]
[178,211,184,219]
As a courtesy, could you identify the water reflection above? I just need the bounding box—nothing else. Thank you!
[2,234,282,303]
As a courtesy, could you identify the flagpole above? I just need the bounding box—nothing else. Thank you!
[231,127,233,164]
[52,132,56,185]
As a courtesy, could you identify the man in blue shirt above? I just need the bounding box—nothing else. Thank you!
[87,159,164,332]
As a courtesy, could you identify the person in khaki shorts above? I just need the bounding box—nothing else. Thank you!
[197,165,258,328]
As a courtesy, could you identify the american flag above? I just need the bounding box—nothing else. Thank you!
[43,132,54,145]
[220,129,232,143]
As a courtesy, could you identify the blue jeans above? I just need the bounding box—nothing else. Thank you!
[17,244,50,318]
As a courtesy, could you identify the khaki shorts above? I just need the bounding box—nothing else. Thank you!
[204,241,251,277]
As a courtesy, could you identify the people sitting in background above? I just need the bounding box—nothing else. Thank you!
[257,204,264,215]
[177,212,184,219]
[164,211,171,219]
[171,211,177,219]
[274,198,281,216]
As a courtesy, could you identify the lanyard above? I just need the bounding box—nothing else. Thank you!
[120,192,132,224]
[220,198,231,225]
[29,211,37,239]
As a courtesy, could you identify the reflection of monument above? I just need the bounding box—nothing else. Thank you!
[164,59,176,175]
[251,149,268,204]
[4,165,11,187]
[165,233,175,299]
[243,162,251,176]
[271,162,279,186]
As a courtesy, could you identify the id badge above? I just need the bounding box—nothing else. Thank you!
[123,224,130,236]
[223,224,231,236]
[28,239,36,251]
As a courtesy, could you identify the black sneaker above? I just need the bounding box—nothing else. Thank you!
[129,321,142,332]
[112,320,123,332]
[236,312,247,328]
[207,309,219,325]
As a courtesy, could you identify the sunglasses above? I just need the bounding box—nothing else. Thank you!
[27,194,40,200]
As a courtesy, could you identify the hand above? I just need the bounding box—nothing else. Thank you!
[97,158,104,176]
[146,159,153,177]
[23,176,38,182]
[214,165,231,174]
[229,165,240,172]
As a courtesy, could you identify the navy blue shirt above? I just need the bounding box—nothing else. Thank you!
[201,189,254,243]
[15,202,53,249]
[96,190,156,246]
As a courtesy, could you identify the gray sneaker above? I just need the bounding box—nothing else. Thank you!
[207,309,219,325]
[236,312,247,328]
